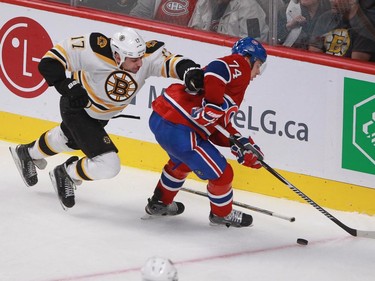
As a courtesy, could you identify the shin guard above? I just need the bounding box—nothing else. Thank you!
[153,160,191,204]
[207,163,234,217]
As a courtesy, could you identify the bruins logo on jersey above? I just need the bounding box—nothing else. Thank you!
[97,36,108,48]
[103,136,111,144]
[324,28,350,56]
[146,40,158,48]
[105,71,138,102]
[145,40,165,55]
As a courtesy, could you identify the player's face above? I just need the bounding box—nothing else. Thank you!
[121,57,143,73]
[250,60,263,80]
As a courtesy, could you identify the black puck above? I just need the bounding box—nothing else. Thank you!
[297,238,308,245]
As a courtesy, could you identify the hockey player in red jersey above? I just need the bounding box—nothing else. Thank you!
[9,27,203,210]
[145,37,267,227]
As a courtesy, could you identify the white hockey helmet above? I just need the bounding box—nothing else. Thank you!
[110,27,146,68]
[141,256,178,281]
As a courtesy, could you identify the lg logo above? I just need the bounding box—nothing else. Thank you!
[0,17,52,98]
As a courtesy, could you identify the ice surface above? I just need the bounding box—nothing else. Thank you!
[1,141,375,281]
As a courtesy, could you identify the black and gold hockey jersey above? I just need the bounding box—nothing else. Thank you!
[42,32,190,120]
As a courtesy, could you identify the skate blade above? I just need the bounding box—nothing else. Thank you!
[140,213,168,220]
[141,213,156,220]
[209,222,231,228]
[49,170,68,212]
[209,221,253,228]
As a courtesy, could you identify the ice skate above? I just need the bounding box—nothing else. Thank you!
[9,144,47,187]
[209,209,253,228]
[49,156,79,210]
[145,196,185,216]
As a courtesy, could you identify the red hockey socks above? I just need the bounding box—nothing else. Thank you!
[153,160,191,204]
[207,163,234,217]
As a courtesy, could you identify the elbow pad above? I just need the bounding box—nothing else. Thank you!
[38,58,66,86]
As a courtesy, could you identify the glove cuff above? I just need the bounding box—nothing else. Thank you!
[183,66,200,81]
[56,78,80,96]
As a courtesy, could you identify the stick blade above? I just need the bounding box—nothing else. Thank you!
[356,230,375,239]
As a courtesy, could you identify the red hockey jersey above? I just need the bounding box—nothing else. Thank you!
[152,54,251,143]
[154,0,197,26]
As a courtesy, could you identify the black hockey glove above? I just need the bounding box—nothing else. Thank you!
[57,78,89,109]
[184,67,204,93]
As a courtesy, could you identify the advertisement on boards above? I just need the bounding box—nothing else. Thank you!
[0,3,375,189]
[342,78,375,175]
[0,17,51,99]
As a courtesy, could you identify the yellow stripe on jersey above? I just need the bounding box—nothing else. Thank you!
[78,71,128,114]
[55,44,72,71]
[169,56,180,78]
[161,60,167,77]
[163,55,184,79]
[76,157,94,181]
[43,50,67,69]
[42,132,59,155]
[94,52,117,67]
[79,71,109,108]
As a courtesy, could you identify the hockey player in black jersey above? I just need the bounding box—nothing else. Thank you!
[9,27,203,210]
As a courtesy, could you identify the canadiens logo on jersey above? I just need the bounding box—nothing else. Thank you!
[155,0,196,26]
[105,71,138,102]
[161,0,189,15]
[324,28,350,56]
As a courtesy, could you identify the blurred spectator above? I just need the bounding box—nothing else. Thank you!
[81,0,137,14]
[309,0,375,61]
[278,0,331,48]
[256,0,286,24]
[357,0,375,43]
[359,0,375,25]
[129,0,197,26]
[188,0,269,42]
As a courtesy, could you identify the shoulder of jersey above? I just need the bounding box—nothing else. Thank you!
[89,32,115,62]
[221,54,242,62]
[145,40,165,56]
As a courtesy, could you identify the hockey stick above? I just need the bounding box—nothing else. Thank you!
[215,124,375,239]
[112,114,140,119]
[181,187,295,222]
